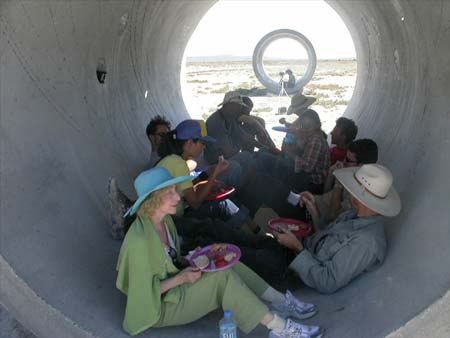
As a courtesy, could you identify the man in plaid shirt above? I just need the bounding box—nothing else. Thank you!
[290,109,330,193]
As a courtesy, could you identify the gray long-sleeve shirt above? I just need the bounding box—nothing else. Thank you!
[289,209,386,294]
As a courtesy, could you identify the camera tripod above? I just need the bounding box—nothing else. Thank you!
[278,79,289,96]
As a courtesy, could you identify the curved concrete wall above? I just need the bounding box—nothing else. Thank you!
[0,1,449,337]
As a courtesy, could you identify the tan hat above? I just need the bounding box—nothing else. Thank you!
[334,164,401,217]
[218,90,250,108]
[287,93,316,115]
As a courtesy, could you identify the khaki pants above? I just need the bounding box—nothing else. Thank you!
[154,262,269,334]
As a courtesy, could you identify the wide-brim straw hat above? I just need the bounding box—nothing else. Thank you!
[124,167,193,216]
[287,93,316,115]
[334,164,401,217]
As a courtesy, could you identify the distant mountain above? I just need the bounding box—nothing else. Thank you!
[186,55,354,63]
[186,55,252,62]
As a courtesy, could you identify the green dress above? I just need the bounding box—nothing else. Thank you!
[116,216,269,336]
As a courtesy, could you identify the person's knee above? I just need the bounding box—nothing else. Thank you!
[208,269,235,287]
[219,160,243,188]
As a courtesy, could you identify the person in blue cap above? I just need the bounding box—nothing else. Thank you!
[157,119,262,238]
[116,166,322,337]
[157,119,230,218]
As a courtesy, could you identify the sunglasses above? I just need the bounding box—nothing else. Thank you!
[168,247,182,269]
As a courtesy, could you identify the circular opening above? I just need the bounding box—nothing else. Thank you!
[182,0,356,147]
[262,38,309,81]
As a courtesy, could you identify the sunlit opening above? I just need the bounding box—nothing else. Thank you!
[182,0,356,147]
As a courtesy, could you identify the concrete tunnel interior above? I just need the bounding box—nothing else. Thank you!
[0,1,449,337]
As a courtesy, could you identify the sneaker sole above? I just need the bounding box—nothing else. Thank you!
[269,328,323,338]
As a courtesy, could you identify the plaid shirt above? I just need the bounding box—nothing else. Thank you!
[294,131,330,185]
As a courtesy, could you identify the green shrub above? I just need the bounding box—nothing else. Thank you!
[211,85,231,94]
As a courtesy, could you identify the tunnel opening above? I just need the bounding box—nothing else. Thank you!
[181,0,357,147]
[0,1,449,338]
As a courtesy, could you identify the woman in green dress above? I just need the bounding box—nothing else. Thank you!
[116,166,322,338]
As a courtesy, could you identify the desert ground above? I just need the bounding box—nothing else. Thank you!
[182,59,357,147]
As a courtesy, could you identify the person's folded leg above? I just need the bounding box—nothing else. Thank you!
[231,262,269,297]
[155,269,269,334]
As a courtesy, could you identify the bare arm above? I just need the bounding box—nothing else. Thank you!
[300,191,321,229]
[183,159,229,209]
[160,267,202,294]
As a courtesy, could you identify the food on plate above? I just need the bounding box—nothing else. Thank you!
[286,224,300,231]
[224,252,237,262]
[193,255,209,269]
[275,223,301,232]
[215,254,228,268]
[211,243,227,252]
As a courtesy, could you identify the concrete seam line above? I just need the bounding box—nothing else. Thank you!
[0,255,99,338]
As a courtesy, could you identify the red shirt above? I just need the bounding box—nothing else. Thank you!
[330,146,346,165]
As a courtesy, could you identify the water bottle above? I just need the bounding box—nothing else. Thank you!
[219,309,237,338]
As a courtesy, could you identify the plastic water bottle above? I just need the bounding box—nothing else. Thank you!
[219,309,237,338]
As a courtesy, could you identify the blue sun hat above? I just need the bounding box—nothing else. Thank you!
[124,167,193,216]
[175,119,216,143]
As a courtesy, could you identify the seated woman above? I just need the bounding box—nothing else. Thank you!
[157,119,258,234]
[116,166,322,338]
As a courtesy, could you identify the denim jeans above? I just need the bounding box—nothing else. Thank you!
[217,159,243,190]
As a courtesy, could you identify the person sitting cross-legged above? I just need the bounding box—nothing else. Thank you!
[115,166,322,338]
[274,164,401,294]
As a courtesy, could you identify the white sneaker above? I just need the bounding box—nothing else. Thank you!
[108,178,131,240]
[269,318,322,338]
[271,290,316,320]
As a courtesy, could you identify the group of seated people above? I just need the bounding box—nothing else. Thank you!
[110,91,401,337]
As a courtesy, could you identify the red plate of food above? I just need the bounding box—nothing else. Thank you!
[206,181,236,201]
[189,243,241,272]
[267,218,312,237]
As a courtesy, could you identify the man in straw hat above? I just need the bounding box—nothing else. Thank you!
[274,164,401,294]
[287,93,316,116]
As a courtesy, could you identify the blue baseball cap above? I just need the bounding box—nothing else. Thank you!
[124,167,193,216]
[175,119,216,143]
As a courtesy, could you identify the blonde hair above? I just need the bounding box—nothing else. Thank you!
[137,186,172,218]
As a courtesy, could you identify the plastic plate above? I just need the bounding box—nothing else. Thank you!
[206,186,235,201]
[189,243,241,272]
[267,218,312,237]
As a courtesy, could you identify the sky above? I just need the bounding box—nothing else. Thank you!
[185,0,356,60]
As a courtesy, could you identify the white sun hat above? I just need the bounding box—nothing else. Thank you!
[334,164,401,217]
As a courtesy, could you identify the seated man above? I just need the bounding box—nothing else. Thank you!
[145,115,171,167]
[238,97,276,152]
[329,117,358,165]
[255,94,330,193]
[294,139,378,227]
[204,91,272,186]
[288,109,330,193]
[204,91,253,163]
[285,69,296,88]
[274,164,401,294]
